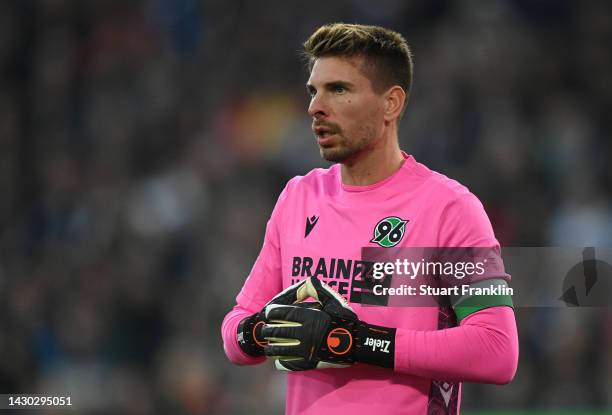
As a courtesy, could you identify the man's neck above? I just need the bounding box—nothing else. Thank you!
[340,138,404,186]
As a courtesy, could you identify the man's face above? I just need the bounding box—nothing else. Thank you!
[307,56,386,163]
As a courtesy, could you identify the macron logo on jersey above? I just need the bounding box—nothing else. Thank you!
[305,215,319,238]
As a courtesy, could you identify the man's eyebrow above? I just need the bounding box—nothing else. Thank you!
[306,81,355,90]
[326,80,354,89]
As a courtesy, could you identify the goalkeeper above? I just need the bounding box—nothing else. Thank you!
[221,23,518,415]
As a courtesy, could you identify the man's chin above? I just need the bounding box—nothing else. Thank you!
[319,147,351,163]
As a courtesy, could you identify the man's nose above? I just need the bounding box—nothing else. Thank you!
[308,93,328,118]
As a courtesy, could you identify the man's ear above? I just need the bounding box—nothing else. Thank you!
[383,86,406,122]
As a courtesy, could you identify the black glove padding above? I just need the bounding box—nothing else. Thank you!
[262,277,396,371]
[236,274,328,357]
[237,311,267,357]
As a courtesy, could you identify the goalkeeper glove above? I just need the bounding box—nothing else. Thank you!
[237,310,267,357]
[237,277,328,357]
[262,277,396,371]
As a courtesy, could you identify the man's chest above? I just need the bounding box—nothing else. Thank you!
[280,196,442,255]
[278,197,445,306]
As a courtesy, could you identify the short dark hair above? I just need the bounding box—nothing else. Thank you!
[303,23,413,102]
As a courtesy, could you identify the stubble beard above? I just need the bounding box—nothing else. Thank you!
[319,131,375,164]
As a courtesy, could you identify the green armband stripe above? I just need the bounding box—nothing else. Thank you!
[450,278,513,322]
[454,294,514,322]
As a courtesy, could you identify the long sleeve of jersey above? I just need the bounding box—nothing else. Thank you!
[220,181,290,365]
[388,187,518,384]
[395,305,518,384]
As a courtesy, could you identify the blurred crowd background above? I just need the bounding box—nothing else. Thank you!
[0,0,611,414]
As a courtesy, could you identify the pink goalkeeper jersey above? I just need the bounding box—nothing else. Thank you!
[222,153,518,415]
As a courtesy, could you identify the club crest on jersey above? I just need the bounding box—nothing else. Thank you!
[371,216,408,248]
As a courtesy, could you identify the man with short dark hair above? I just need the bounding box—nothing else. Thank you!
[222,23,518,415]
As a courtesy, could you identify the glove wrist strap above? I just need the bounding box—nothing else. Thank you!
[237,314,266,357]
[354,323,396,369]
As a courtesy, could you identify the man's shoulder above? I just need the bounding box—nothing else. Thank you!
[284,165,339,195]
[410,158,476,204]
[429,169,472,200]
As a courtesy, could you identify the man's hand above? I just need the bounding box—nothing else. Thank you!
[262,277,396,371]
[237,277,331,357]
[237,310,268,357]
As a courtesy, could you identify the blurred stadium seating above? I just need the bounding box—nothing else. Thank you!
[0,0,610,413]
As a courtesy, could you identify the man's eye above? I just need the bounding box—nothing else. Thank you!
[334,86,346,93]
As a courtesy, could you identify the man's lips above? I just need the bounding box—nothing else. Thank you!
[314,126,337,145]
[317,134,336,146]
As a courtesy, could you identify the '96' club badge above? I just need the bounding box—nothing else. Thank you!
[371,216,408,248]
